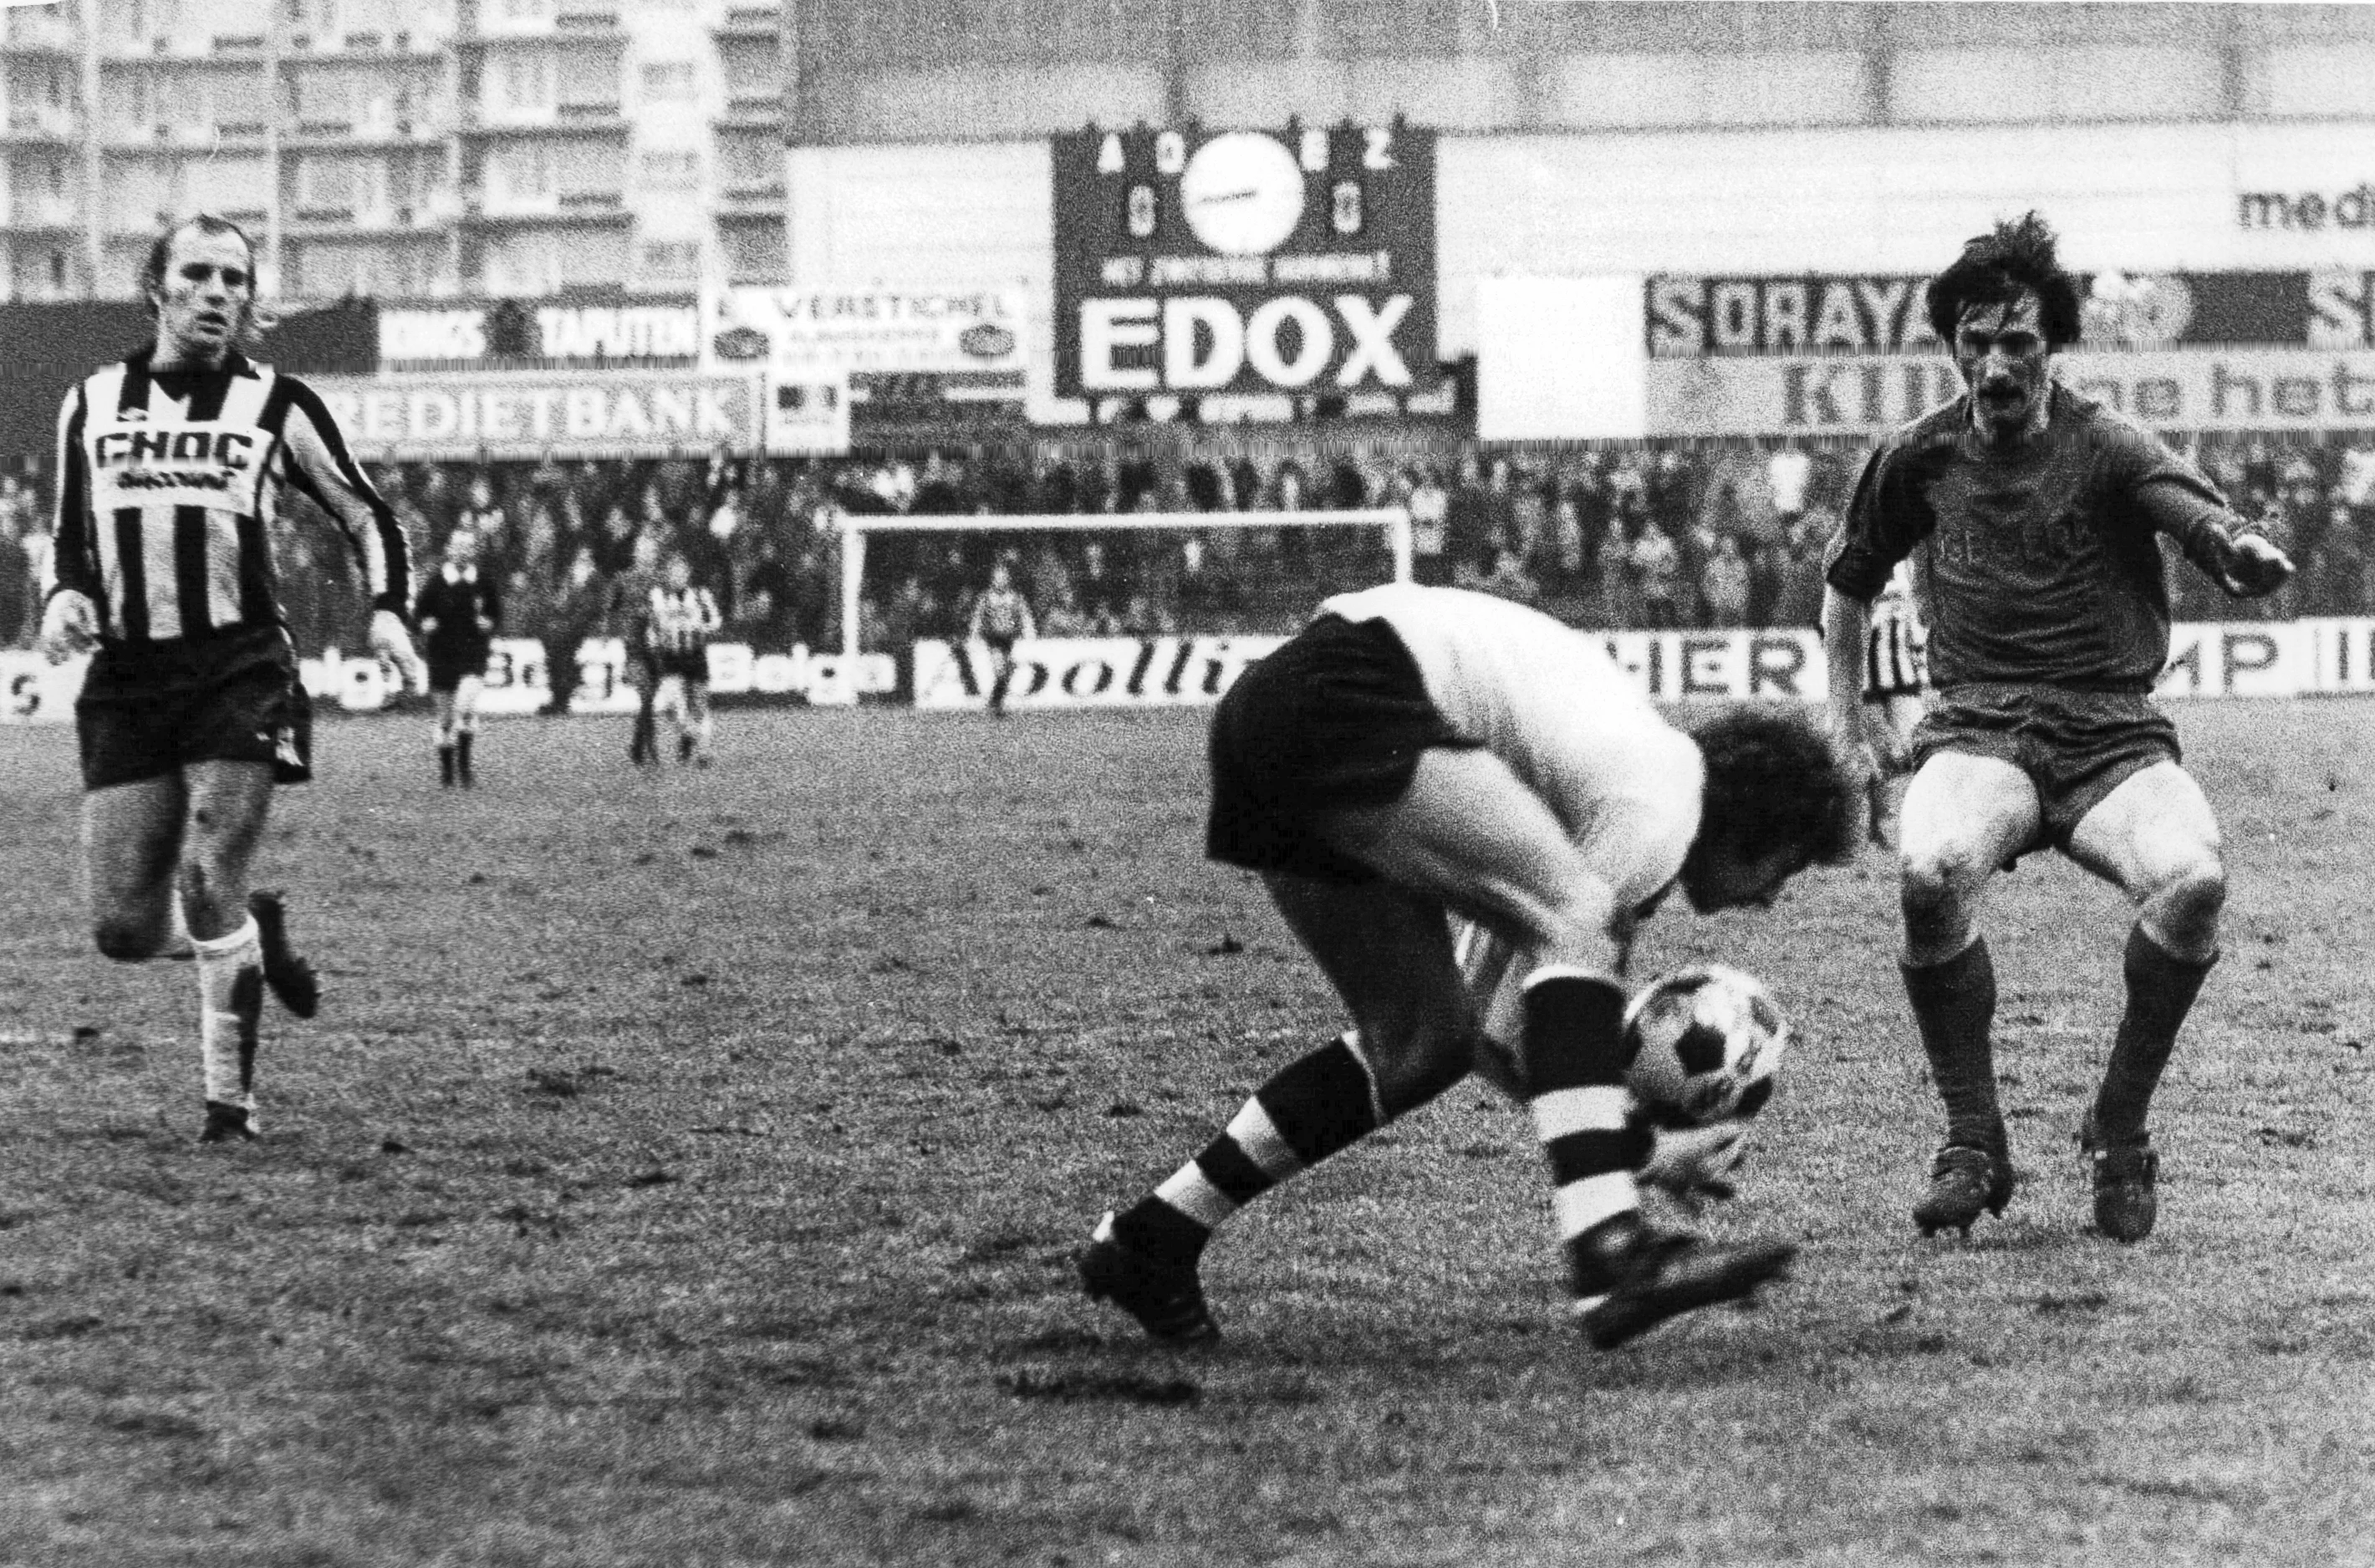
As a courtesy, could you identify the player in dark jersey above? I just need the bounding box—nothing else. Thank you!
[1821,214,2292,1243]
[38,214,421,1144]
[639,551,722,766]
[413,527,501,788]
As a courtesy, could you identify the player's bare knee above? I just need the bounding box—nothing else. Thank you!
[2143,860,2225,944]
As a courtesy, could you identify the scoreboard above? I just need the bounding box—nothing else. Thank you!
[1050,120,1443,417]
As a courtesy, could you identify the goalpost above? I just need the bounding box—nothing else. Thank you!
[836,507,1415,661]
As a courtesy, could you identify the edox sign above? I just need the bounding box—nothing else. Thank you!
[1051,122,1440,405]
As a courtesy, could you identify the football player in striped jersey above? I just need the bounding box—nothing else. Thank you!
[640,551,723,766]
[38,214,421,1144]
[1861,561,1929,849]
[1078,582,1859,1350]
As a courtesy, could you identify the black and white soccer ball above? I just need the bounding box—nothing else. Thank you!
[1623,965,1789,1127]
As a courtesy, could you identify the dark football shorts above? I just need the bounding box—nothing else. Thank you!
[76,629,313,791]
[1910,683,2179,851]
[643,649,710,685]
[426,651,490,694]
[1205,613,1475,884]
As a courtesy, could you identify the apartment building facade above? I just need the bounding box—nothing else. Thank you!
[0,0,787,303]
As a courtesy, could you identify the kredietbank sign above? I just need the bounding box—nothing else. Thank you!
[306,373,760,458]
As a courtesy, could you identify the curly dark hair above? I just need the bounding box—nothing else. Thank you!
[1924,211,2083,350]
[1683,703,1860,874]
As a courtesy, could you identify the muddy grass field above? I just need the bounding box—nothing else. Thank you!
[2,701,2371,1567]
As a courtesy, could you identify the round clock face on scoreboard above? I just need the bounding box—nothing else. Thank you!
[1179,132,1307,256]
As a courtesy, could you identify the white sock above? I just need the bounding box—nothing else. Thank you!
[161,890,195,960]
[191,917,264,1111]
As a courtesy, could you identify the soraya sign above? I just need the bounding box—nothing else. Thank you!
[1050,121,1440,408]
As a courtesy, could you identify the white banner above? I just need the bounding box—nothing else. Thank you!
[914,635,1286,710]
[761,371,853,456]
[705,286,1027,378]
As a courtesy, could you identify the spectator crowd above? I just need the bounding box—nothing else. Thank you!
[6,429,2375,669]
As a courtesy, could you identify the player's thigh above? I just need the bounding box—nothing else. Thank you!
[1264,871,1474,1097]
[1320,745,1615,966]
[454,674,486,714]
[1897,749,2041,895]
[682,679,711,719]
[431,686,459,725]
[82,776,187,929]
[179,759,276,893]
[2062,760,2222,902]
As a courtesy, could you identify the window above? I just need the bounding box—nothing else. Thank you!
[501,0,550,20]
[640,240,699,281]
[640,61,694,103]
[497,53,553,111]
[497,144,553,202]
[638,150,698,189]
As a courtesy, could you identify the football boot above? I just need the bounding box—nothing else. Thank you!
[1570,1211,1797,1351]
[2079,1111,2159,1244]
[199,1102,257,1143]
[1911,1123,2016,1238]
[1077,1213,1221,1346]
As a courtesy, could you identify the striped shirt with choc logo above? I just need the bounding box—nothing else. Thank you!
[48,345,411,646]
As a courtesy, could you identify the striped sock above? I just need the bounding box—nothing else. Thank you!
[192,918,265,1116]
[1112,1034,1386,1267]
[1520,970,1652,1306]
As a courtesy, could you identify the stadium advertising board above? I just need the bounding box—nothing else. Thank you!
[1050,121,1445,417]
[303,373,761,458]
[1644,271,2358,359]
[376,300,701,370]
[1645,349,2375,436]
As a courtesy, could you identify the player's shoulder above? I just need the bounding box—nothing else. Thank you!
[1871,398,1968,470]
[2053,384,2169,463]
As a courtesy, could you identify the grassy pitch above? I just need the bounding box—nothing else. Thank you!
[2,701,2371,1567]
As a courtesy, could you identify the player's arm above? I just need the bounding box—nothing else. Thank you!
[1821,448,1920,776]
[411,579,441,638]
[272,377,422,678]
[2124,430,2294,598]
[38,383,100,662]
[1017,595,1037,641]
[481,578,503,636]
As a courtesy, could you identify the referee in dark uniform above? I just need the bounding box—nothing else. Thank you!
[413,527,501,788]
[38,213,422,1143]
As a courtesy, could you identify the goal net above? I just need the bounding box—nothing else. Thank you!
[834,507,1414,663]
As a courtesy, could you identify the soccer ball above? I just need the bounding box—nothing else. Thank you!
[1623,965,1789,1127]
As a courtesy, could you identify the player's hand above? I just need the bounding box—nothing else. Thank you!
[1639,1120,1748,1212]
[2218,533,2295,598]
[370,608,426,692]
[37,589,98,665]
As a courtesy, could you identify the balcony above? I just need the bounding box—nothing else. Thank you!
[714,7,781,40]
[287,205,456,235]
[459,96,629,135]
[462,189,632,226]
[2,104,78,143]
[3,196,82,235]
[713,94,784,130]
[1,9,78,53]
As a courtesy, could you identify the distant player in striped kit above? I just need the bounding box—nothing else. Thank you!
[639,551,722,766]
[38,214,421,1143]
[1078,583,1859,1350]
[413,527,500,788]
[966,557,1036,715]
[1861,561,1928,849]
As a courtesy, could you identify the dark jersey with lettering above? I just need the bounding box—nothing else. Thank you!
[1827,385,2244,693]
[48,345,411,649]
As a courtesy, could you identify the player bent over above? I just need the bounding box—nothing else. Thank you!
[40,214,420,1143]
[1078,583,1858,1349]
[1823,213,2293,1244]
[640,552,723,766]
[413,528,501,788]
